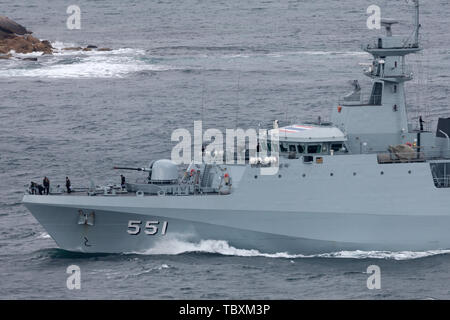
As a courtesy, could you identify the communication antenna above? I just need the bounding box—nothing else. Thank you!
[282,99,288,140]
[235,69,240,129]
[201,71,205,125]
[412,0,420,46]
[404,0,420,47]
[425,37,432,128]
[283,99,289,124]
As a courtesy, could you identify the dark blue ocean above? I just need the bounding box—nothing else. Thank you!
[1,0,450,299]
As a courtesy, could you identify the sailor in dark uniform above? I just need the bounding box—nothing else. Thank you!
[43,176,50,195]
[120,174,126,189]
[66,177,71,194]
[30,182,36,194]
[419,116,425,131]
[37,184,44,195]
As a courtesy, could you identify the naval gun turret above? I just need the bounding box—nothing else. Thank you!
[114,159,178,185]
[114,159,231,196]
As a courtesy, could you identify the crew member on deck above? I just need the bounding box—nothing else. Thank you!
[30,182,36,194]
[43,176,50,195]
[65,177,71,194]
[419,116,426,131]
[37,184,44,195]
[121,174,126,189]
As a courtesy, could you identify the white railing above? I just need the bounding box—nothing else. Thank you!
[378,149,450,163]
[340,94,382,106]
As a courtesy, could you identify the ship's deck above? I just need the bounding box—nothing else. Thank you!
[28,187,220,197]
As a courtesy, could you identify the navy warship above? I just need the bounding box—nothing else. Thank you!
[22,1,450,254]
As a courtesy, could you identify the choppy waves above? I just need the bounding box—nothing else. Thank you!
[131,238,450,261]
[0,42,370,79]
[0,42,177,79]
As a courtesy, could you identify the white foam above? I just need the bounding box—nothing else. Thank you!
[314,249,450,260]
[125,264,171,278]
[37,232,51,239]
[0,41,174,78]
[0,53,175,78]
[8,50,43,58]
[0,42,370,79]
[131,238,450,261]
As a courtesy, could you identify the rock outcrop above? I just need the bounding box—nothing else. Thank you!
[0,16,113,60]
[0,16,53,57]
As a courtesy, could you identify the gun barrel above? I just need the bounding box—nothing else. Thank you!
[113,166,152,172]
[113,166,144,171]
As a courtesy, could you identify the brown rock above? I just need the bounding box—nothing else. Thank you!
[0,34,53,54]
[0,45,8,54]
[0,18,113,57]
[3,36,33,53]
[0,29,14,40]
[0,17,52,55]
[33,40,53,54]
[24,34,40,44]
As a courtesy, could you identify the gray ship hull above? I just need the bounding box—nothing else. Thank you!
[22,155,450,254]
[21,1,450,255]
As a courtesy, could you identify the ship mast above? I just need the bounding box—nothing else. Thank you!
[331,0,424,153]
[413,0,420,47]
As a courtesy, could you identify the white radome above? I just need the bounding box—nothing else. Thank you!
[151,159,178,181]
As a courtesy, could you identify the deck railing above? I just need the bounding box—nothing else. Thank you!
[340,94,382,106]
[377,149,450,164]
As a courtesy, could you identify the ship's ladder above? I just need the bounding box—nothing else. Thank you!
[201,164,212,188]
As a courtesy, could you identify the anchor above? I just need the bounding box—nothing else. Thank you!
[83,236,92,247]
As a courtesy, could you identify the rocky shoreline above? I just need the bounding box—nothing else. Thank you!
[0,16,111,60]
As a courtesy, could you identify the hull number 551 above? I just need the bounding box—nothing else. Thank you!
[127,220,168,235]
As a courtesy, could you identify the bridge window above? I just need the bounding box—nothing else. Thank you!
[297,144,304,153]
[307,145,322,154]
[280,143,288,153]
[289,145,297,152]
[331,143,343,152]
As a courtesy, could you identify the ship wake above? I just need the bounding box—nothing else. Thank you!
[132,238,450,261]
